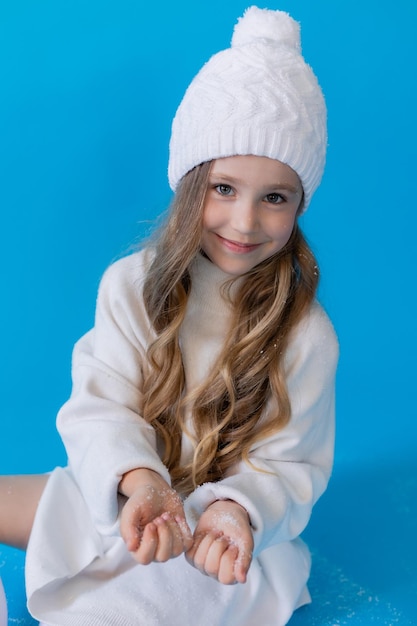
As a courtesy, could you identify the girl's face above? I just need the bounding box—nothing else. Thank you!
[201,155,303,276]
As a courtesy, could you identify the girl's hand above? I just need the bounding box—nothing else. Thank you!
[119,468,193,565]
[186,499,253,585]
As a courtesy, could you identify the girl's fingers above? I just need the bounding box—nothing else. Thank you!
[153,513,193,562]
[217,543,240,585]
[123,523,141,552]
[234,545,252,584]
[133,522,158,564]
[188,531,238,582]
[204,535,238,583]
[126,509,193,564]
[175,515,194,551]
[153,515,174,562]
[203,534,229,577]
[187,531,252,585]
[186,531,220,572]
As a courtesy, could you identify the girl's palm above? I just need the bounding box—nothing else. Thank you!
[186,500,253,585]
[120,471,193,565]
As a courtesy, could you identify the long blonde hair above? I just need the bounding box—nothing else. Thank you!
[142,161,318,495]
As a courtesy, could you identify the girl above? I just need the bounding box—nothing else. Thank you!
[0,7,338,626]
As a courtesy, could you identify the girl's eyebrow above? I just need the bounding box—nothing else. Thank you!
[209,172,300,194]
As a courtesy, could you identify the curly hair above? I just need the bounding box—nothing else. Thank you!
[142,161,319,495]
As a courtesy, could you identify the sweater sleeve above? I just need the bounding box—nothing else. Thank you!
[184,302,339,556]
[56,251,170,535]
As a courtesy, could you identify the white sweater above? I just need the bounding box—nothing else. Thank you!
[25,249,338,626]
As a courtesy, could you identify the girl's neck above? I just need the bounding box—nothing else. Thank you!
[185,252,240,318]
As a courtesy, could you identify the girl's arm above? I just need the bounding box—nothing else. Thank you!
[184,303,339,560]
[57,251,172,535]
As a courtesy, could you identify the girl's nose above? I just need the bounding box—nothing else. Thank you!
[231,199,259,234]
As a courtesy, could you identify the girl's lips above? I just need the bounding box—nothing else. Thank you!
[216,234,261,254]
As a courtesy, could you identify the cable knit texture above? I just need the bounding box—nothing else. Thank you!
[168,6,327,210]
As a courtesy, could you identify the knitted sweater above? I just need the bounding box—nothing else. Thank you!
[25,249,338,626]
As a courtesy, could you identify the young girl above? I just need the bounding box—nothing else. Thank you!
[0,6,338,625]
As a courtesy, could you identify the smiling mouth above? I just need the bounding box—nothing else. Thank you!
[216,234,262,253]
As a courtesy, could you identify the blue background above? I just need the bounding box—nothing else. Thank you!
[1,1,416,624]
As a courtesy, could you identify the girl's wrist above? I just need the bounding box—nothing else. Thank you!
[209,498,250,522]
[118,467,160,498]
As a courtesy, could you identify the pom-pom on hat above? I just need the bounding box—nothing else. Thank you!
[168,6,327,210]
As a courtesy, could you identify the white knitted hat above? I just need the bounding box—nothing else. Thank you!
[168,6,327,210]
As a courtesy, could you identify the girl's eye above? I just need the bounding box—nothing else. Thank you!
[265,192,284,205]
[215,184,234,196]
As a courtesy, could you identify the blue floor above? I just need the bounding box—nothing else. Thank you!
[1,456,416,625]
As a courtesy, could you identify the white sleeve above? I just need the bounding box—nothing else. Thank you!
[184,303,339,557]
[57,252,170,535]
